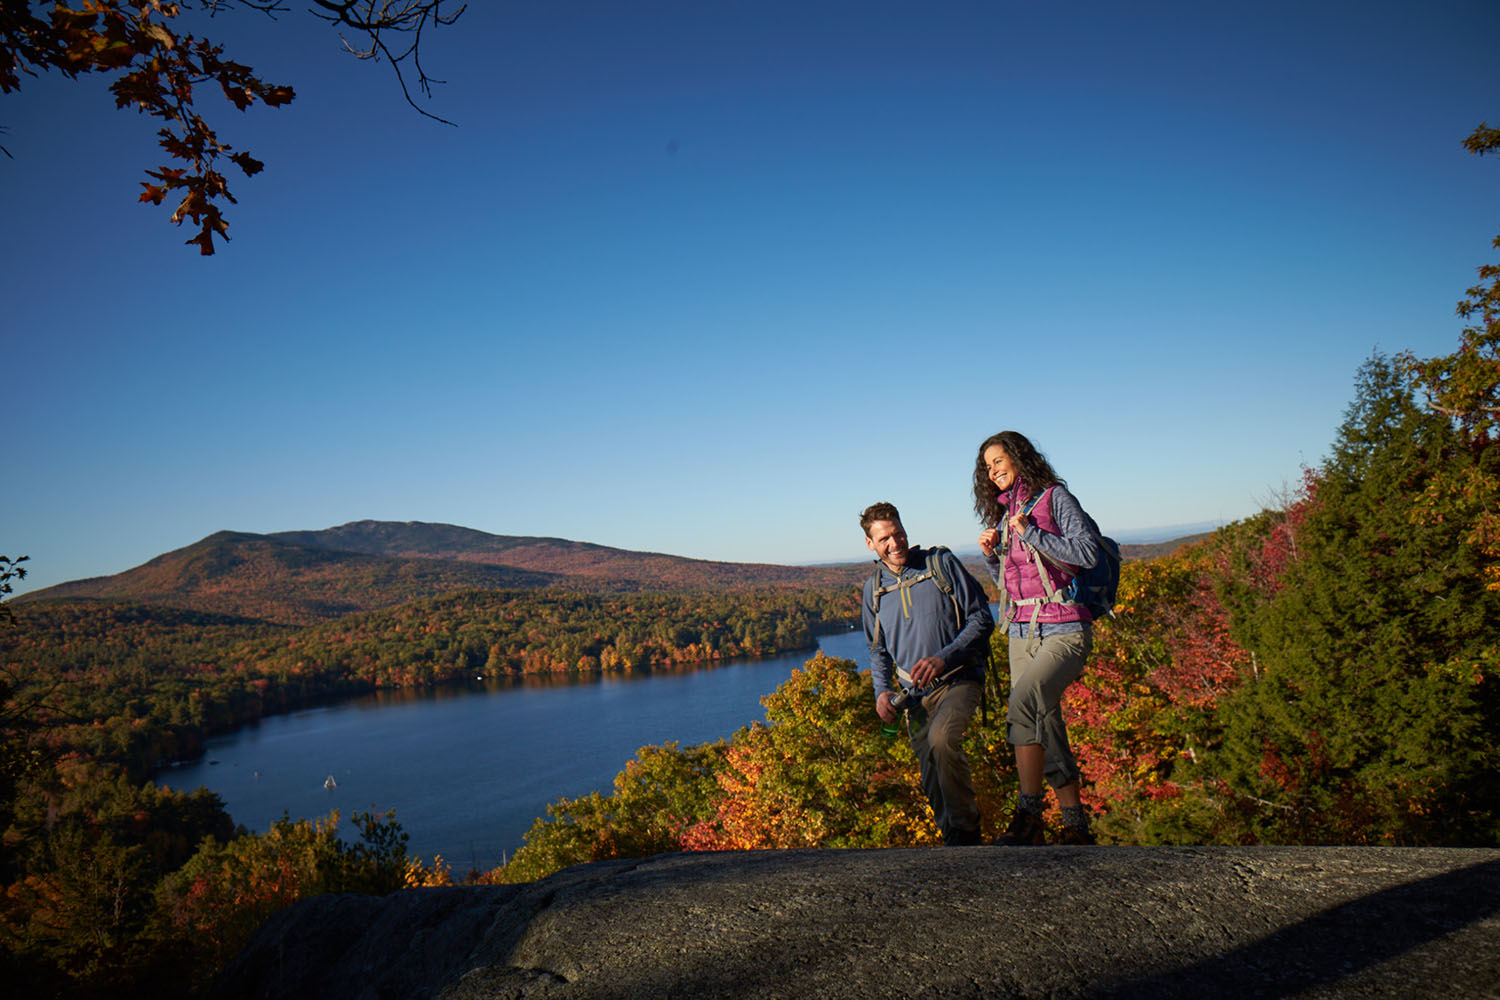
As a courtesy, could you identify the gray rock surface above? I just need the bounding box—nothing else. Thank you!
[218,846,1500,999]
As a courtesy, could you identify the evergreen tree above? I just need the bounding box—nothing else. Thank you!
[1210,355,1499,844]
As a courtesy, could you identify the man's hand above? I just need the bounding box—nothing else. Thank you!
[911,656,945,687]
[876,690,897,723]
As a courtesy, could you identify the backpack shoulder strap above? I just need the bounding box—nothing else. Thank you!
[866,561,886,645]
[925,545,954,596]
[867,558,934,643]
[922,546,963,630]
[1000,492,1046,547]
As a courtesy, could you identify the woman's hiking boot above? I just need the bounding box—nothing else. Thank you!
[994,808,1046,846]
[1056,803,1094,844]
[1056,824,1097,846]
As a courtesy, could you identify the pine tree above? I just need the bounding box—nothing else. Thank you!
[1209,355,1499,844]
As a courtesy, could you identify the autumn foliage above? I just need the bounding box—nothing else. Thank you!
[1063,551,1248,837]
[2,1,295,253]
[1402,123,1500,592]
[678,654,937,851]
[151,809,417,987]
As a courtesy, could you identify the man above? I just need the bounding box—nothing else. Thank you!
[860,501,993,846]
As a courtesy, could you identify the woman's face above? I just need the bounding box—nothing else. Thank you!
[983,444,1017,492]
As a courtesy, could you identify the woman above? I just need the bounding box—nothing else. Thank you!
[974,431,1099,846]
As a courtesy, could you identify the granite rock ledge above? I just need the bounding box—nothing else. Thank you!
[217,845,1500,999]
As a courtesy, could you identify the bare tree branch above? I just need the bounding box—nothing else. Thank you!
[305,1,466,124]
[198,1,465,124]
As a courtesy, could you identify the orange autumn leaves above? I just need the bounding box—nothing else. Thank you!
[5,2,296,253]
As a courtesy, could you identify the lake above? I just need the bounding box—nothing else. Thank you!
[157,629,873,872]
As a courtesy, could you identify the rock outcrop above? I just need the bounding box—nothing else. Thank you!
[218,846,1500,999]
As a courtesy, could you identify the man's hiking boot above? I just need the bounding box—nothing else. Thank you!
[945,827,983,847]
[1056,825,1096,846]
[994,808,1046,846]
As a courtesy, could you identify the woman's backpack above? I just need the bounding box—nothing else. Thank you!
[1004,492,1121,621]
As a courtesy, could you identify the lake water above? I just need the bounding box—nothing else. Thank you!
[157,629,872,872]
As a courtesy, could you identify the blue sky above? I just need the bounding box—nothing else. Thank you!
[3,0,1498,596]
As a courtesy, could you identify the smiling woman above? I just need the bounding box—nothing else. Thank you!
[973,430,1102,846]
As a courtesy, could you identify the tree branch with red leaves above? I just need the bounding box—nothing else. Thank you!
[0,1,462,253]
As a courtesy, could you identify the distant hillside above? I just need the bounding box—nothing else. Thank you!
[22,531,560,625]
[269,520,867,590]
[16,520,1211,625]
[268,521,544,558]
[946,533,1210,578]
[1118,533,1211,562]
[19,522,868,624]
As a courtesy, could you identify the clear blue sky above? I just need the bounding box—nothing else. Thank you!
[3,0,1497,596]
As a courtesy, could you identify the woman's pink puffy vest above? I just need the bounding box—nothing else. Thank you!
[1000,485,1089,625]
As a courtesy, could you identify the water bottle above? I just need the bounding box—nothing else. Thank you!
[881,688,916,739]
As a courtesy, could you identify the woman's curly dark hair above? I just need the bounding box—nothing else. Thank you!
[971,431,1065,527]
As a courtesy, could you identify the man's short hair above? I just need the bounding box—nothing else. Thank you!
[860,501,902,536]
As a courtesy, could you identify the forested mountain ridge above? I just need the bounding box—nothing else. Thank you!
[17,530,561,625]
[270,519,871,590]
[16,522,870,624]
[16,519,1188,627]
[1115,533,1210,561]
[268,520,561,556]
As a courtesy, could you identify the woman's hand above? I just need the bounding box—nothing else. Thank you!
[1008,509,1029,539]
[978,528,1000,558]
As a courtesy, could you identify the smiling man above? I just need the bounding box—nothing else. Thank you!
[860,501,994,846]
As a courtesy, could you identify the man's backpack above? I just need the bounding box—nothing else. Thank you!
[865,545,962,648]
[1004,492,1121,621]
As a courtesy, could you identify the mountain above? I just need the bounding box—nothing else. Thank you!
[21,530,562,624]
[16,520,1211,626]
[266,520,865,588]
[18,521,868,624]
[1117,533,1211,562]
[267,521,552,558]
[291,522,1222,592]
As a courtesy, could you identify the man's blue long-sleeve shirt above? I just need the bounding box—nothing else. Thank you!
[860,546,993,699]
